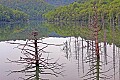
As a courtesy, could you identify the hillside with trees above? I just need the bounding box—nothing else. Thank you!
[0,0,54,20]
[77,0,89,3]
[45,0,77,6]
[44,0,89,6]
[44,0,120,27]
[0,4,28,22]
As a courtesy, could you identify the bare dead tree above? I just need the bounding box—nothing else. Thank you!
[80,2,101,80]
[118,48,120,80]
[81,2,115,80]
[7,31,65,80]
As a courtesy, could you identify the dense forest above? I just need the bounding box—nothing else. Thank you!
[0,4,28,22]
[0,21,49,41]
[45,0,77,6]
[44,22,120,46]
[0,0,54,20]
[0,0,89,22]
[44,0,120,27]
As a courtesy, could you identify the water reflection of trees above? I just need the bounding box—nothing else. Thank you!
[0,22,27,40]
[43,12,120,79]
[45,21,120,48]
[60,9,119,78]
[61,3,120,79]
[62,37,120,80]
[0,21,49,41]
[7,32,64,80]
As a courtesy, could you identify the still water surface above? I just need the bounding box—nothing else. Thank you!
[0,37,80,80]
[0,21,120,80]
[0,37,119,80]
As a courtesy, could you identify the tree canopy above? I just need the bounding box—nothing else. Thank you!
[0,0,54,20]
[0,4,28,22]
[44,0,120,23]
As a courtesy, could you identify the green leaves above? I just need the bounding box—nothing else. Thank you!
[44,0,120,22]
[0,4,28,22]
[0,0,54,20]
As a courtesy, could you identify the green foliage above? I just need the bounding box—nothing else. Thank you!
[0,0,54,20]
[0,4,28,22]
[44,22,120,47]
[45,0,77,6]
[77,0,89,3]
[44,0,120,22]
[0,21,49,41]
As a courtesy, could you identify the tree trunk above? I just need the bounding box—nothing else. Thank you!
[110,15,112,27]
[118,15,120,28]
[35,39,39,80]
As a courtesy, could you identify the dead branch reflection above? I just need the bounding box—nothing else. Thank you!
[7,32,65,80]
[62,37,120,80]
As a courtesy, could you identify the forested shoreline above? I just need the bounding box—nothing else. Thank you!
[1,0,120,27]
[44,0,120,28]
[0,4,28,22]
[0,0,54,21]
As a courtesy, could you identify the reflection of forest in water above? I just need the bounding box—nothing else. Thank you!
[0,37,120,80]
[0,21,120,47]
[62,37,120,80]
[0,21,120,80]
[0,21,50,41]
[45,21,120,47]
[44,22,120,79]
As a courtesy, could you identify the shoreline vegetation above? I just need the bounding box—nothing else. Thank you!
[0,0,120,47]
[0,0,54,21]
[44,0,120,23]
[44,22,120,47]
[0,20,120,47]
[0,4,29,22]
[43,0,120,47]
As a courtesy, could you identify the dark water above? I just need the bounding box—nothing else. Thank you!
[0,21,120,80]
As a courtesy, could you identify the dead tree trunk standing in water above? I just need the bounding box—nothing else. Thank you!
[118,14,120,28]
[118,48,120,80]
[112,14,116,80]
[7,31,64,80]
[33,32,40,80]
[82,2,102,80]
[93,3,100,80]
[101,13,107,65]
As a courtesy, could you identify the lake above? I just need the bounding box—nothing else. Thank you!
[0,21,120,80]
